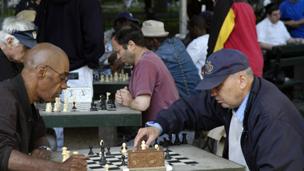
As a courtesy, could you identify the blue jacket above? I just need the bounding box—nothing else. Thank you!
[155,38,200,99]
[156,77,304,170]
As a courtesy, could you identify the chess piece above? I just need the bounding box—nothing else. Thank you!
[174,133,181,145]
[88,145,94,155]
[165,147,171,160]
[63,96,69,112]
[100,139,105,153]
[106,92,112,111]
[104,163,109,171]
[168,134,173,145]
[99,95,107,110]
[90,101,97,111]
[141,140,147,150]
[72,101,77,112]
[154,144,160,150]
[121,142,127,156]
[182,133,188,144]
[106,146,111,156]
[125,73,129,81]
[54,97,62,112]
[62,147,70,162]
[99,151,107,165]
[109,74,113,82]
[105,75,109,82]
[45,103,52,112]
[120,153,126,166]
[114,72,118,82]
[100,74,104,82]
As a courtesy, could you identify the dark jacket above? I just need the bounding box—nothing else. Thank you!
[156,77,304,170]
[155,38,201,99]
[0,49,22,81]
[35,0,105,70]
[0,75,46,171]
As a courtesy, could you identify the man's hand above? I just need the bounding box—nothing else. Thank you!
[59,154,88,171]
[134,127,161,148]
[31,148,51,160]
[119,87,132,107]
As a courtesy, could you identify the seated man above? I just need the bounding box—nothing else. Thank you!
[256,3,304,50]
[142,20,201,99]
[0,43,87,171]
[134,49,304,170]
[280,0,304,38]
[113,26,179,123]
[0,16,36,81]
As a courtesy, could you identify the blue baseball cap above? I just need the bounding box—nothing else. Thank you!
[196,49,249,90]
[11,29,37,48]
[115,12,140,24]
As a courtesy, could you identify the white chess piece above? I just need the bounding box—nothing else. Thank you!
[100,74,105,82]
[63,96,69,112]
[53,97,61,112]
[121,142,127,156]
[114,72,118,82]
[100,139,104,147]
[141,140,147,150]
[45,103,52,112]
[154,144,159,150]
[104,163,109,171]
[106,92,111,102]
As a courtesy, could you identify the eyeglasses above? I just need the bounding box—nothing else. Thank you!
[45,65,69,83]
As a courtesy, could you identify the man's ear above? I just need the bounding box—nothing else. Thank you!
[127,40,136,50]
[239,74,247,89]
[5,36,14,48]
[36,65,47,79]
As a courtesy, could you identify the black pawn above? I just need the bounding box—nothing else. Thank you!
[120,154,126,166]
[164,147,171,160]
[174,133,181,145]
[88,145,94,155]
[106,146,111,156]
[99,152,107,165]
[72,101,77,111]
[182,133,188,144]
[168,134,173,145]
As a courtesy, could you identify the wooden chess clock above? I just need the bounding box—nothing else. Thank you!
[128,148,166,171]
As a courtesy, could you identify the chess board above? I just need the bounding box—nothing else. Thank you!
[87,150,198,171]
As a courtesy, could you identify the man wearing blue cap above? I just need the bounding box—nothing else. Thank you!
[134,48,304,170]
[0,16,36,81]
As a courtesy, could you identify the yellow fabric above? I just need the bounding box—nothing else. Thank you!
[214,9,235,52]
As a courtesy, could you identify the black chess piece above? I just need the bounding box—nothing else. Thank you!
[174,133,181,145]
[120,154,126,166]
[72,101,77,111]
[99,95,106,110]
[106,146,111,156]
[164,147,171,160]
[99,151,107,165]
[90,102,98,111]
[88,145,94,155]
[182,133,188,144]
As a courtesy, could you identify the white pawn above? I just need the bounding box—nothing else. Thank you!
[154,144,159,150]
[104,164,109,171]
[114,72,118,82]
[141,140,147,150]
[45,103,52,112]
[100,74,105,82]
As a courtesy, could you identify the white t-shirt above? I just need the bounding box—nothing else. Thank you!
[186,34,209,78]
[256,18,291,46]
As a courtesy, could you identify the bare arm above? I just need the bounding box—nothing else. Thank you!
[8,150,87,171]
[284,19,304,28]
[116,87,151,111]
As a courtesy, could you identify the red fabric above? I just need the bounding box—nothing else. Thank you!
[224,2,264,77]
[129,51,179,123]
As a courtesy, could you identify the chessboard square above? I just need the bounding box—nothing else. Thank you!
[169,162,186,166]
[184,161,199,165]
[87,161,95,165]
[89,165,103,169]
[168,153,179,157]
[175,157,189,160]
[107,159,120,162]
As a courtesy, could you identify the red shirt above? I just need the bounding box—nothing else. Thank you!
[129,51,179,123]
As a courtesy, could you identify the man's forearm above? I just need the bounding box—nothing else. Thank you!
[8,150,60,171]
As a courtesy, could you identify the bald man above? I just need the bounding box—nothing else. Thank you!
[0,43,87,171]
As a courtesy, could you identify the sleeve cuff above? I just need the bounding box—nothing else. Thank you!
[145,121,163,134]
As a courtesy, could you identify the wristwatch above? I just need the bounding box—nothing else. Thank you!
[38,145,52,151]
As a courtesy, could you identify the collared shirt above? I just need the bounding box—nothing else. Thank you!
[229,93,250,171]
